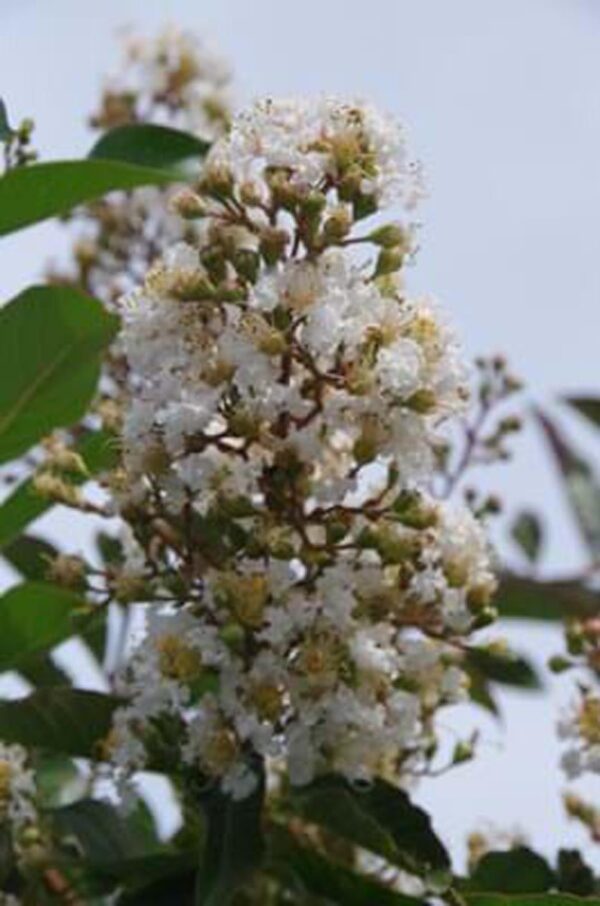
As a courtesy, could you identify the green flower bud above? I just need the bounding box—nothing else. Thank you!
[233,248,260,283]
[259,227,290,265]
[322,207,352,243]
[405,388,438,414]
[201,163,234,198]
[369,223,407,248]
[170,188,207,219]
[375,246,404,277]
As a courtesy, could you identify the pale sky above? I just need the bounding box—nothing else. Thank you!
[2,0,600,869]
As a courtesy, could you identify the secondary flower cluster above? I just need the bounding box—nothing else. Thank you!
[54,27,233,306]
[0,744,37,862]
[105,97,497,799]
[559,690,600,779]
[91,25,232,139]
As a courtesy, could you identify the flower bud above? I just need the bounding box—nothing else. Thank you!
[239,180,264,207]
[322,206,352,243]
[267,169,301,210]
[233,248,260,283]
[200,162,234,198]
[47,554,86,589]
[32,472,82,507]
[170,187,207,219]
[405,388,437,414]
[259,227,290,265]
[369,223,408,248]
[375,246,404,277]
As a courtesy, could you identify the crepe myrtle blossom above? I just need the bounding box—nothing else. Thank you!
[0,744,37,837]
[559,691,600,779]
[91,25,233,140]
[59,27,234,306]
[103,95,497,800]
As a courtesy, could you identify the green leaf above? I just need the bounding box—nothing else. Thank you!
[465,896,600,906]
[0,687,118,757]
[120,872,196,905]
[96,531,125,567]
[34,754,86,808]
[0,158,177,236]
[556,849,596,897]
[293,775,450,880]
[496,573,600,622]
[469,847,555,893]
[269,824,425,906]
[52,798,161,865]
[565,396,600,430]
[535,408,600,558]
[466,647,542,690]
[511,511,543,563]
[0,582,87,671]
[2,534,57,581]
[468,670,500,717]
[89,123,208,172]
[196,761,265,905]
[0,825,15,888]
[17,652,71,689]
[0,429,118,550]
[0,285,119,463]
[0,99,13,142]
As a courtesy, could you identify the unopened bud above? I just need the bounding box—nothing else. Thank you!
[322,207,352,243]
[170,187,207,219]
[259,227,290,265]
[549,654,573,674]
[32,472,82,507]
[239,180,264,207]
[375,246,404,277]
[233,248,260,283]
[201,163,234,198]
[47,554,86,589]
[405,388,437,414]
[369,223,408,249]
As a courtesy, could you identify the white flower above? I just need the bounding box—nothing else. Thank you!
[107,93,497,800]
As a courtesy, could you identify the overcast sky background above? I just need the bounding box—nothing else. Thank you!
[2,0,600,868]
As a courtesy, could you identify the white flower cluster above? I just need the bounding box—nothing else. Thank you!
[69,27,234,305]
[108,97,496,799]
[99,25,233,141]
[0,743,37,834]
[558,693,600,779]
[210,96,425,209]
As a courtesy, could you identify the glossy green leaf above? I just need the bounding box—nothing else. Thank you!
[0,688,118,756]
[511,511,543,563]
[0,582,87,671]
[496,573,600,622]
[0,285,119,463]
[0,159,177,236]
[293,775,450,879]
[535,408,600,558]
[0,99,12,142]
[16,652,70,689]
[34,754,86,808]
[555,849,596,897]
[52,799,161,865]
[269,824,425,906]
[565,396,600,430]
[89,123,208,172]
[465,896,600,906]
[0,429,118,550]
[196,762,265,905]
[469,847,554,893]
[2,534,57,581]
[121,872,196,905]
[466,647,542,690]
